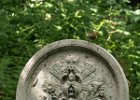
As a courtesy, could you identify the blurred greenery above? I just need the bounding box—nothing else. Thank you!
[0,0,140,100]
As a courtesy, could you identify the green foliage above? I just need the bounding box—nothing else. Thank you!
[0,0,140,100]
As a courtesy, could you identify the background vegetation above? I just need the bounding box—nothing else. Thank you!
[0,0,140,100]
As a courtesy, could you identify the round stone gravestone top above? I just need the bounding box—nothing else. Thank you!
[16,39,129,100]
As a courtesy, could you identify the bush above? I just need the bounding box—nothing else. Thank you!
[0,0,140,99]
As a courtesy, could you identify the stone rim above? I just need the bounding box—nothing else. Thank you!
[16,39,129,100]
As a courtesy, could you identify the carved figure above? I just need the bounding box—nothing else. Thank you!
[42,55,106,100]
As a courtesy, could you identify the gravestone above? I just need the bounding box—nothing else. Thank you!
[16,39,129,100]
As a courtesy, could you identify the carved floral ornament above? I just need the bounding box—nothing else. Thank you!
[42,55,106,100]
[16,39,129,100]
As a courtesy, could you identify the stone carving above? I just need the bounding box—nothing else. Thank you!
[16,39,129,100]
[41,55,106,100]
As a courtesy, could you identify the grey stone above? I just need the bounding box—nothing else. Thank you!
[16,39,129,100]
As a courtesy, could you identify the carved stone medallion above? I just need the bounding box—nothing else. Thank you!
[16,39,129,100]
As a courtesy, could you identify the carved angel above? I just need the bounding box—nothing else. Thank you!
[42,55,106,100]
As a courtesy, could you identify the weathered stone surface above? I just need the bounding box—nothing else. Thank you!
[16,39,129,100]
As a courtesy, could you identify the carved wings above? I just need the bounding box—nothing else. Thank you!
[49,60,96,82]
[80,61,96,81]
[49,62,64,80]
